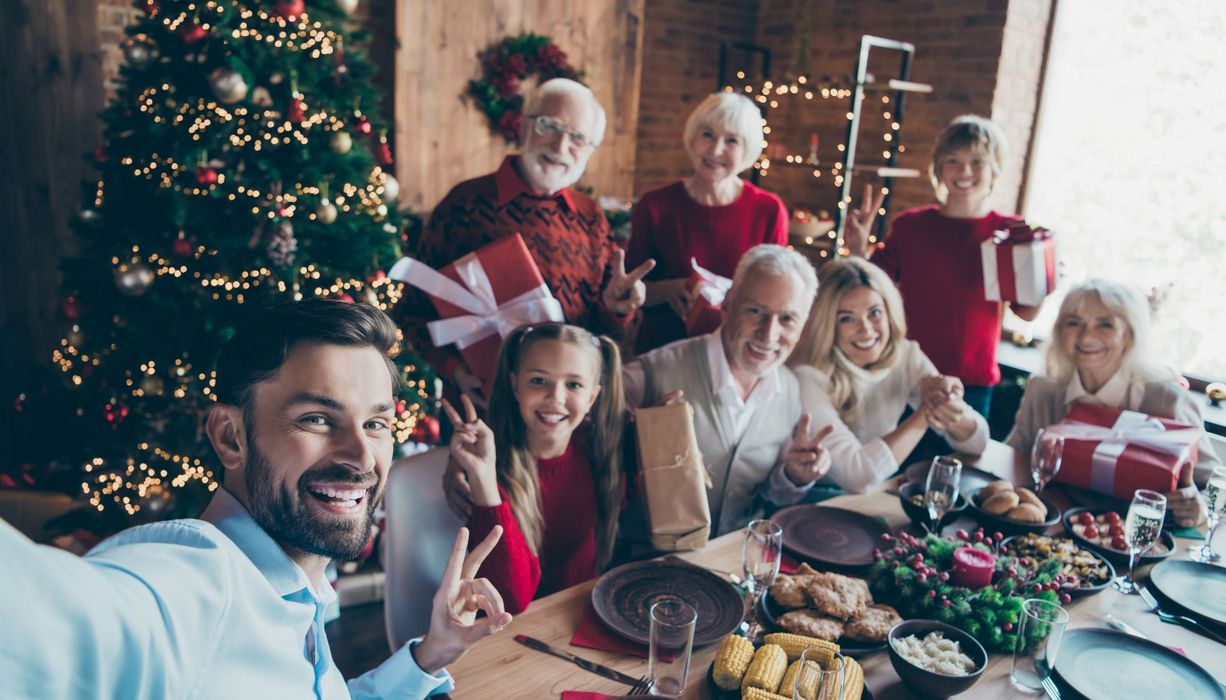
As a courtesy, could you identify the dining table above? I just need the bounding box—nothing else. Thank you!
[444,440,1225,698]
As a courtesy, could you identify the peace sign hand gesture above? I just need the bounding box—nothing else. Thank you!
[843,184,887,258]
[411,526,513,674]
[602,249,656,316]
[783,413,835,486]
[441,396,500,507]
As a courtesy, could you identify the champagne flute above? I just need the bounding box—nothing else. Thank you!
[1188,466,1226,563]
[1113,489,1167,594]
[1030,428,1065,494]
[924,456,962,533]
[741,519,783,643]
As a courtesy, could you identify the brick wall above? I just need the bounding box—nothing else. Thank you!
[98,0,140,101]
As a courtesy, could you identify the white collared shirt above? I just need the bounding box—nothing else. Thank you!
[1064,369,1145,410]
[703,332,780,443]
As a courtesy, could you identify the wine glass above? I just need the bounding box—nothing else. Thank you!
[741,519,783,643]
[924,456,962,533]
[1113,489,1167,594]
[1030,428,1065,494]
[792,649,845,700]
[1188,465,1226,563]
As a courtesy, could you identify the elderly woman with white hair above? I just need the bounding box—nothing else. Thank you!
[627,92,788,352]
[1006,279,1219,526]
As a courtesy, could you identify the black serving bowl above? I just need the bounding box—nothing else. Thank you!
[898,482,968,531]
[999,533,1116,597]
[1061,506,1176,566]
[886,619,987,698]
[966,486,1061,536]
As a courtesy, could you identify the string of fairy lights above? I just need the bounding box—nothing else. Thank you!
[62,3,424,514]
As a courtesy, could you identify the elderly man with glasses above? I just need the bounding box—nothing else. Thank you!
[397,78,652,408]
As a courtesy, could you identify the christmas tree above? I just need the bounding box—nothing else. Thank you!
[36,0,435,525]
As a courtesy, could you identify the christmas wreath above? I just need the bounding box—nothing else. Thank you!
[468,33,583,143]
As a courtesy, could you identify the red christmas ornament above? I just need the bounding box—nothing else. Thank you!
[60,295,82,320]
[179,22,207,44]
[356,118,372,135]
[376,136,393,166]
[411,416,441,445]
[103,401,130,428]
[172,238,195,258]
[273,0,305,18]
[287,95,305,123]
[195,166,218,186]
[371,270,387,282]
[395,400,407,415]
[338,293,355,303]
[93,145,108,162]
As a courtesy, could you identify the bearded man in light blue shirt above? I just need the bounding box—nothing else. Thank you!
[0,299,512,699]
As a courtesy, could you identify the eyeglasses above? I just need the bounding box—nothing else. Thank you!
[529,115,594,150]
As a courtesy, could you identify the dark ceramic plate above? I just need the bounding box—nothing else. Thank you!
[998,534,1115,597]
[759,594,888,657]
[1052,629,1224,699]
[706,656,875,700]
[902,461,1000,495]
[965,486,1061,535]
[591,560,744,647]
[1062,507,1176,566]
[772,505,891,570]
[897,481,969,530]
[1148,559,1226,628]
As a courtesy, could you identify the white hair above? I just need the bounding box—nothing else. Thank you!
[683,92,765,173]
[727,244,818,309]
[522,78,607,146]
[1043,279,1178,384]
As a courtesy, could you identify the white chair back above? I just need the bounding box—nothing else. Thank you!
[382,447,462,651]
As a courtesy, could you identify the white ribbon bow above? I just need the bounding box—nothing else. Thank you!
[1046,409,1196,494]
[388,254,564,350]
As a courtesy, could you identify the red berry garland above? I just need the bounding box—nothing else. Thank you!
[467,33,583,144]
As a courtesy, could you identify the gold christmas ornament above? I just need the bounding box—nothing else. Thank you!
[316,200,338,224]
[140,374,165,396]
[251,86,273,106]
[330,131,352,154]
[209,68,249,104]
[1207,382,1226,407]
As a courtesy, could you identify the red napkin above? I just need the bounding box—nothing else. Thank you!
[780,553,800,574]
[570,605,651,658]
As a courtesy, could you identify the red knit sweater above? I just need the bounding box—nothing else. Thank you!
[466,437,599,614]
[871,205,1021,387]
[626,180,788,352]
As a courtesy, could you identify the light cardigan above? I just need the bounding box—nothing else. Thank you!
[1005,372,1221,487]
[792,340,989,493]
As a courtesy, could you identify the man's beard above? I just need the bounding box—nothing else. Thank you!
[521,149,585,194]
[243,437,379,562]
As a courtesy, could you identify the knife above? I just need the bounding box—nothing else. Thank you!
[1103,614,1148,639]
[514,634,642,687]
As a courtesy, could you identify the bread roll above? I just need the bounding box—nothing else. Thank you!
[979,480,1014,500]
[981,490,1020,515]
[1015,488,1044,511]
[1006,503,1046,523]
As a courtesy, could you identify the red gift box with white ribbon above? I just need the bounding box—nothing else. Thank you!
[980,222,1057,306]
[388,234,564,394]
[684,258,731,337]
[1046,403,1199,499]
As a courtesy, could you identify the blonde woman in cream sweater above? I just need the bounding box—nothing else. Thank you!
[786,258,987,493]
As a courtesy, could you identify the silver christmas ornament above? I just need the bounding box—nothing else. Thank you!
[330,131,352,154]
[336,0,360,16]
[123,36,158,70]
[115,261,155,296]
[381,173,400,202]
[79,208,100,224]
[209,68,249,104]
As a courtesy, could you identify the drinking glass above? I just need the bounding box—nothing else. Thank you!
[1010,598,1069,693]
[792,649,846,700]
[648,599,696,697]
[1188,465,1226,563]
[1030,428,1065,494]
[741,519,783,643]
[924,456,962,533]
[1113,489,1167,594]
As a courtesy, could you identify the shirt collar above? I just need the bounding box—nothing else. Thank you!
[1064,369,1140,410]
[200,488,335,605]
[704,332,780,406]
[494,156,577,210]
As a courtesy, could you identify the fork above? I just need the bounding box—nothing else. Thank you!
[1041,674,1063,699]
[622,674,651,696]
[1138,586,1226,646]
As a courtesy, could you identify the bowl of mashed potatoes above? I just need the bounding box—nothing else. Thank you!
[886,620,986,698]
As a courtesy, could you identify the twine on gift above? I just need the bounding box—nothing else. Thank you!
[643,447,714,489]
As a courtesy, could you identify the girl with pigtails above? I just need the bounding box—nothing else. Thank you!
[441,323,625,614]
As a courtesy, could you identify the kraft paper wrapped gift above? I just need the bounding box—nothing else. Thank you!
[388,234,563,394]
[685,258,731,337]
[1046,403,1199,500]
[980,222,1057,306]
[634,401,711,551]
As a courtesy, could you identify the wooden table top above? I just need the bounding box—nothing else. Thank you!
[445,441,1225,699]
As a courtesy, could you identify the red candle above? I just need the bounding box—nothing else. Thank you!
[951,546,996,590]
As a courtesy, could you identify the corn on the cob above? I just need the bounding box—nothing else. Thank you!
[841,655,865,700]
[743,688,791,700]
[741,643,787,694]
[778,658,822,698]
[711,634,755,691]
[763,632,840,662]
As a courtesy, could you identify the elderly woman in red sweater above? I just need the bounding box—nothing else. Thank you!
[627,92,788,352]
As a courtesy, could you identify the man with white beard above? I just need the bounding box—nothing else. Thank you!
[398,79,652,407]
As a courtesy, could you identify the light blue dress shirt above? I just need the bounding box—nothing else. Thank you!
[0,488,454,699]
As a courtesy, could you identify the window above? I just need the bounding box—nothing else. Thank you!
[1019,1,1226,379]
